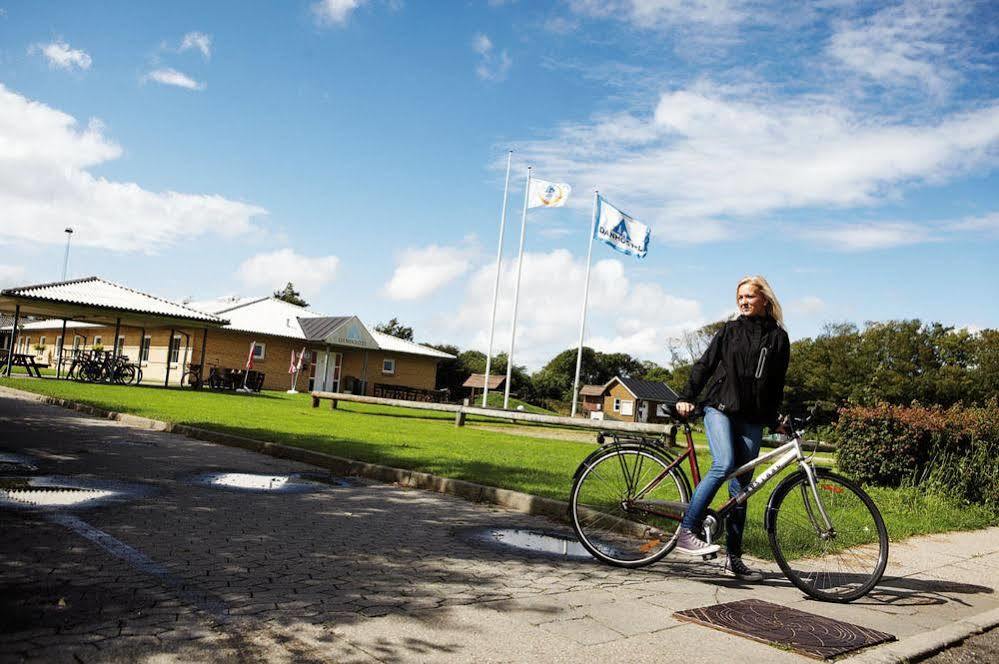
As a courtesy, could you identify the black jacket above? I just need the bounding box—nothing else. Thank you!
[678,315,790,428]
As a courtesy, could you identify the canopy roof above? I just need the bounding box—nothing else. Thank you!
[0,277,227,329]
[462,373,505,389]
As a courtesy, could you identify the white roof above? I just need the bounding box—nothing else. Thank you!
[189,296,454,360]
[371,330,454,359]
[1,277,225,325]
[4,319,100,331]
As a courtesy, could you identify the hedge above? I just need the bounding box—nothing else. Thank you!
[836,400,999,512]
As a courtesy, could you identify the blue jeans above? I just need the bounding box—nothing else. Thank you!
[680,407,763,557]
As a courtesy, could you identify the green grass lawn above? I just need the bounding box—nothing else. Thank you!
[2,376,994,559]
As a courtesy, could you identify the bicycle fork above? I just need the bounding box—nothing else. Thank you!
[799,462,835,538]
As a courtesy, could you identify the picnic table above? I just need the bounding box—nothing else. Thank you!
[0,350,48,378]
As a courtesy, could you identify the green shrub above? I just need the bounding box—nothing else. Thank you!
[836,400,999,512]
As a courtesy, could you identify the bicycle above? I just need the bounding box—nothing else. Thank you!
[569,408,888,603]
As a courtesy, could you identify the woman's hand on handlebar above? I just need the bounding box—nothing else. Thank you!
[675,401,695,418]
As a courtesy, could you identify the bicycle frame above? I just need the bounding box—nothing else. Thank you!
[631,421,831,533]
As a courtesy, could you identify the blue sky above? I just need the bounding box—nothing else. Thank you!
[1,0,996,369]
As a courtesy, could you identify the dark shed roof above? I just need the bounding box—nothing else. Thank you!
[616,376,680,403]
[297,316,350,341]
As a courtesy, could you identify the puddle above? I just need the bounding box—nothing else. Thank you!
[0,452,39,474]
[0,476,152,511]
[189,471,350,494]
[459,527,593,560]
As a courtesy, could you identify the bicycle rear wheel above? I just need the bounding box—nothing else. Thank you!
[570,446,688,567]
[767,469,888,602]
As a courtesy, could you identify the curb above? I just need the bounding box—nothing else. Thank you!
[846,607,999,663]
[0,385,571,524]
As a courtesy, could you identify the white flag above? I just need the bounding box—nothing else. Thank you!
[528,178,571,208]
[594,195,650,259]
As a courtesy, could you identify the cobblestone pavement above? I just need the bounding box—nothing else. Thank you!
[3,392,998,663]
[0,393,697,663]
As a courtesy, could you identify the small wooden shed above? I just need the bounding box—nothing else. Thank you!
[462,373,506,403]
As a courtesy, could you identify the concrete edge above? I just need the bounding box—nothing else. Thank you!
[845,607,999,663]
[0,384,571,524]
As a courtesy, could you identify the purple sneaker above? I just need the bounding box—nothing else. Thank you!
[674,528,720,556]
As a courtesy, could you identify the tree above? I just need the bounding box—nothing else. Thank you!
[375,318,413,341]
[273,282,308,307]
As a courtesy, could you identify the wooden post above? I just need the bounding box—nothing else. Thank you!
[57,318,68,379]
[330,398,338,410]
[312,394,320,408]
[454,398,468,427]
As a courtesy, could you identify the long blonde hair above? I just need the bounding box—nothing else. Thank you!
[737,275,785,329]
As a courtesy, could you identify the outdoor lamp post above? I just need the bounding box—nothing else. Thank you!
[61,227,74,281]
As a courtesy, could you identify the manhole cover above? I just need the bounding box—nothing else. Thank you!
[460,527,593,560]
[0,476,152,512]
[0,452,39,474]
[673,599,895,659]
[189,471,349,493]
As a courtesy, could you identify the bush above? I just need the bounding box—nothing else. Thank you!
[836,400,999,512]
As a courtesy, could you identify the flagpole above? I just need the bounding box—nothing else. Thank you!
[504,165,532,410]
[570,190,599,418]
[483,150,513,408]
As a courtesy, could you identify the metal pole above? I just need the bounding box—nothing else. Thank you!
[483,149,513,408]
[199,328,208,379]
[504,166,532,410]
[111,318,121,361]
[164,329,174,387]
[4,305,19,377]
[61,228,73,281]
[571,190,600,418]
[57,318,67,378]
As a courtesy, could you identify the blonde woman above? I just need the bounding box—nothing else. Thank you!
[674,276,791,580]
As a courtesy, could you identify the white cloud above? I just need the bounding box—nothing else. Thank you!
[435,249,703,368]
[801,222,935,251]
[237,249,340,296]
[517,85,999,243]
[179,32,212,59]
[948,212,999,236]
[29,41,92,71]
[312,0,367,26]
[790,295,825,315]
[473,32,512,81]
[383,244,473,300]
[0,84,266,252]
[143,68,205,90]
[567,0,757,29]
[0,264,26,287]
[827,0,967,97]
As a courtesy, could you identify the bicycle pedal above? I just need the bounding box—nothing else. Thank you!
[702,553,718,561]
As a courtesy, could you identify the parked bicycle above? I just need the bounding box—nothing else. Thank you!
[67,349,141,385]
[569,407,888,603]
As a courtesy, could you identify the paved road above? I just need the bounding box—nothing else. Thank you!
[2,392,998,663]
[921,627,999,663]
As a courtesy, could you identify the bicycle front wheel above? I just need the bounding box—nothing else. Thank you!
[767,469,888,602]
[570,447,689,568]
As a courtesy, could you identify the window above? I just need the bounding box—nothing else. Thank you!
[116,336,125,356]
[93,336,102,349]
[620,400,634,417]
[73,336,83,357]
[170,336,181,363]
[613,398,621,412]
[22,337,30,352]
[252,342,266,360]
[382,358,396,375]
[141,337,151,362]
[55,336,63,356]
[39,336,46,347]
